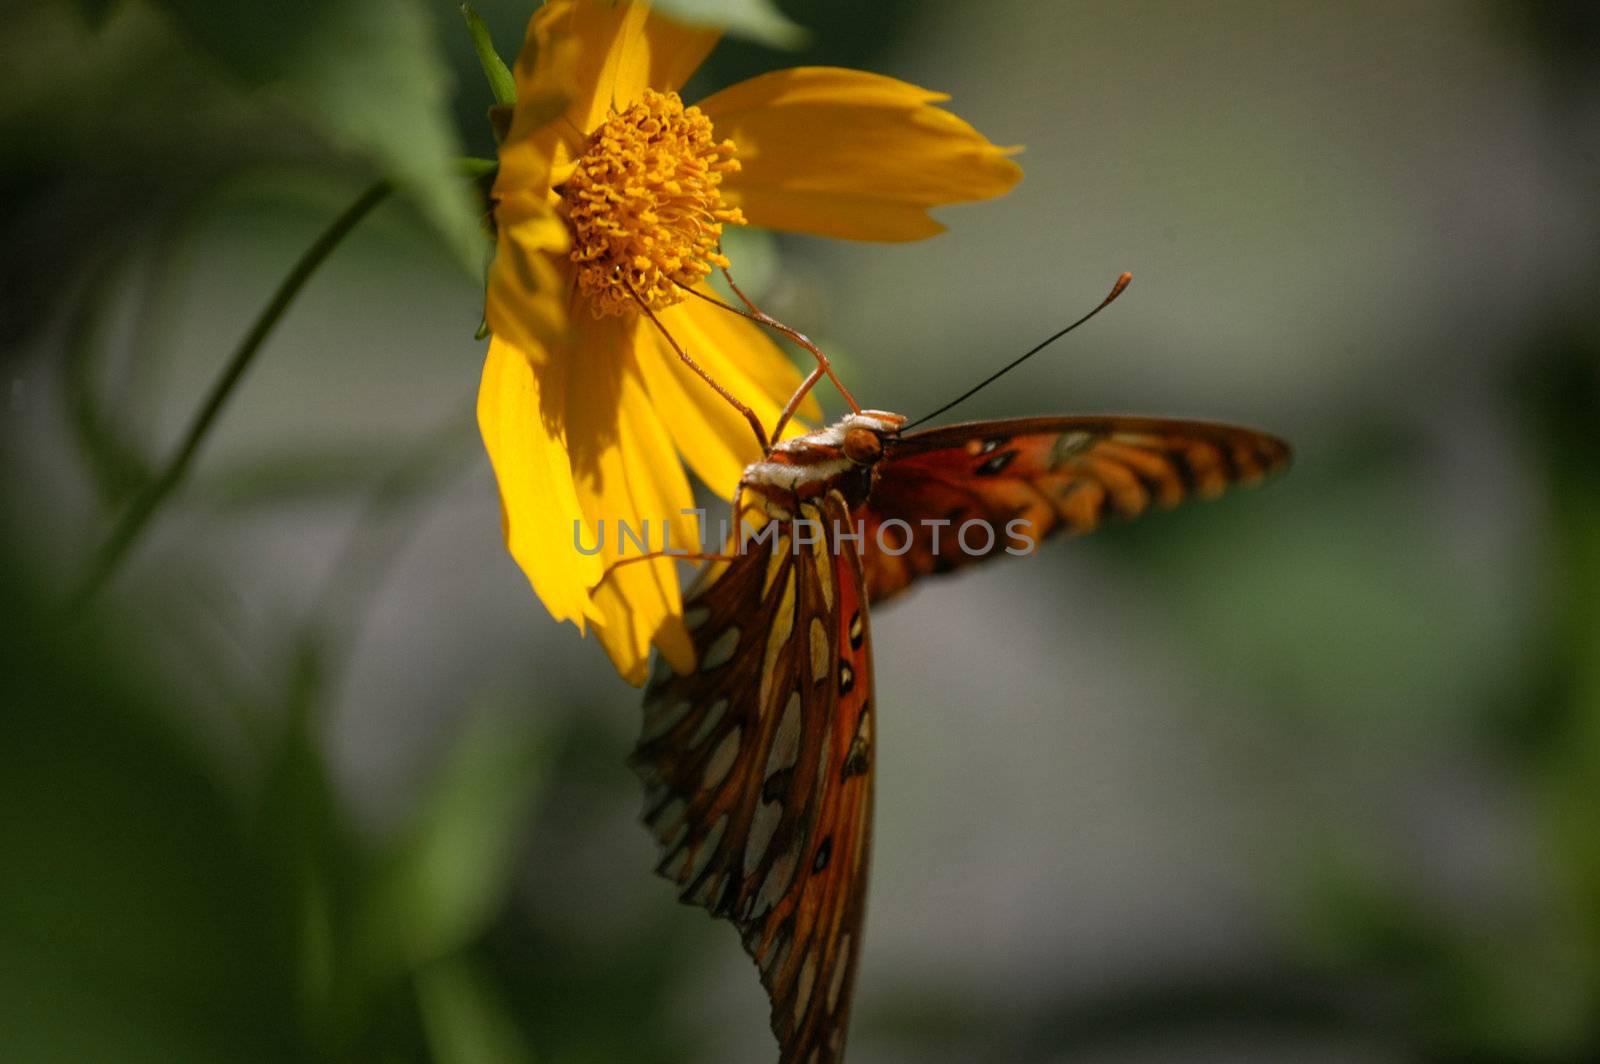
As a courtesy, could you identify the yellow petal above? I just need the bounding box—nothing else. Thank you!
[485,208,570,358]
[496,4,583,202]
[490,9,577,354]
[565,315,697,683]
[477,335,601,630]
[700,67,1023,242]
[516,0,720,172]
[636,290,814,496]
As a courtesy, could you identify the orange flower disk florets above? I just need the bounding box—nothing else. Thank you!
[563,89,745,317]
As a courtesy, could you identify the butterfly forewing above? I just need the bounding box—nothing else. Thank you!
[636,492,873,1064]
[862,416,1290,603]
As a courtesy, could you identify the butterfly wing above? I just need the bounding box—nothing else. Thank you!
[636,491,874,1063]
[862,416,1291,603]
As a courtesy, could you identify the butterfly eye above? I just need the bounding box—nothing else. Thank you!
[842,428,882,464]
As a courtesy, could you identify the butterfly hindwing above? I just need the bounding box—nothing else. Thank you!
[636,491,873,1064]
[861,416,1291,603]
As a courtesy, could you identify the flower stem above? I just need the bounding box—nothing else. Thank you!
[73,179,393,608]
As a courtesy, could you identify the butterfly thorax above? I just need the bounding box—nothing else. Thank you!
[740,411,907,518]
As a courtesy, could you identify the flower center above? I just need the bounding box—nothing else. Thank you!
[562,89,745,318]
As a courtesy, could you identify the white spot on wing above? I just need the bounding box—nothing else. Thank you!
[1050,430,1095,468]
[641,699,692,742]
[809,618,829,683]
[702,728,741,790]
[746,799,782,875]
[700,627,740,670]
[687,870,724,907]
[651,798,687,849]
[761,928,791,975]
[688,698,729,748]
[766,690,802,777]
[684,814,728,887]
[754,842,799,917]
[794,948,818,1021]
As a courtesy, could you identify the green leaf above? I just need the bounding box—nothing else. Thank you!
[459,2,517,108]
[0,569,308,1062]
[72,0,120,25]
[654,0,808,48]
[377,710,552,968]
[64,250,156,505]
[416,957,538,1064]
[147,0,484,271]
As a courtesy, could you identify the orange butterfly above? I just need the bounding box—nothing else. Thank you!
[629,276,1290,1063]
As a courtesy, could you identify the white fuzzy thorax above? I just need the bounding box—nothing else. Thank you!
[740,410,904,496]
[773,410,904,452]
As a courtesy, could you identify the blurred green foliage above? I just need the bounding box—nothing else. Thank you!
[655,0,806,50]
[0,584,548,1062]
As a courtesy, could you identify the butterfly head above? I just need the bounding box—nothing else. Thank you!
[741,410,907,517]
[838,409,905,465]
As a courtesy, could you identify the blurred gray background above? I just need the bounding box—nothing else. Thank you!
[3,1,1599,1062]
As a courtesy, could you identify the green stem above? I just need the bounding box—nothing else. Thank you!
[73,179,393,608]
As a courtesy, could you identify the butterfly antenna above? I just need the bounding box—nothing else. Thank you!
[901,271,1133,431]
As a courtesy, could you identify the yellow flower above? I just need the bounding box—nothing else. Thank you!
[478,0,1022,684]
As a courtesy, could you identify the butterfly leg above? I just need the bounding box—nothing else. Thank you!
[771,364,827,445]
[716,267,861,422]
[597,549,740,595]
[627,277,770,452]
[596,489,773,596]
[673,270,862,442]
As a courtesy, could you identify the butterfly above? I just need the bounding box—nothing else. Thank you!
[633,406,1290,1063]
